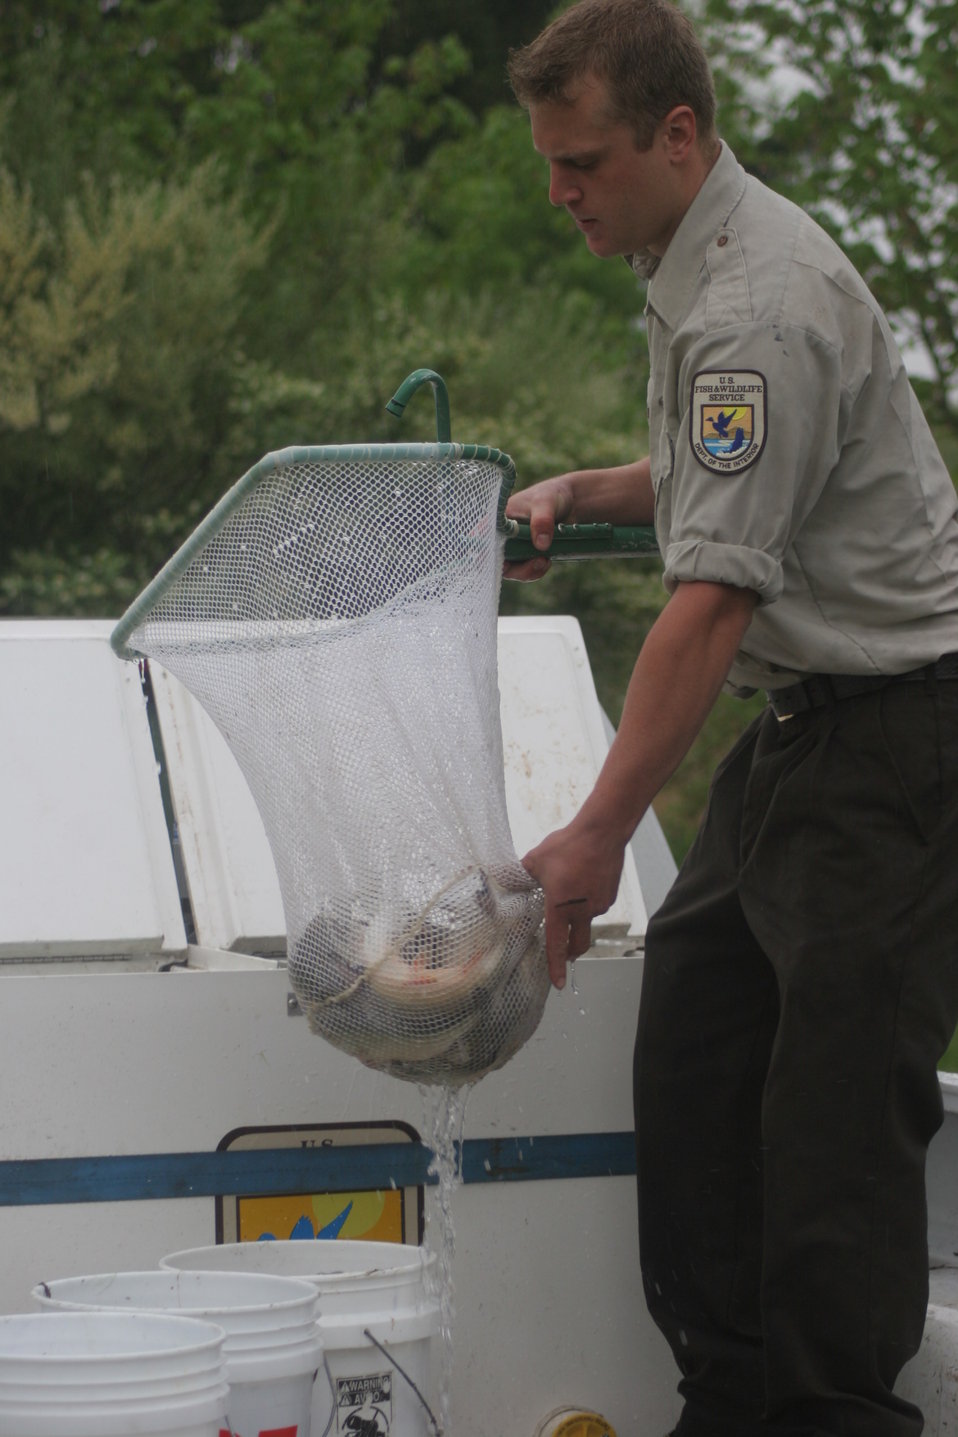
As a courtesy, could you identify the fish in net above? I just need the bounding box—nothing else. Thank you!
[111,372,549,1085]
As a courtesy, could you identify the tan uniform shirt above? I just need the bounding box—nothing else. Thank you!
[635,143,958,692]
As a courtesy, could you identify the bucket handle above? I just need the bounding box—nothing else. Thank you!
[317,1360,335,1437]
[364,1328,442,1436]
[317,1330,442,1437]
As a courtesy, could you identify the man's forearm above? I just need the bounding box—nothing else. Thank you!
[581,579,758,841]
[522,578,758,984]
[563,457,654,525]
[507,458,654,533]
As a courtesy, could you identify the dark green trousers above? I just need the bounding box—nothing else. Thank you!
[635,678,958,1437]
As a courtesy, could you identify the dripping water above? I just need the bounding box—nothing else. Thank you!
[419,1080,473,1435]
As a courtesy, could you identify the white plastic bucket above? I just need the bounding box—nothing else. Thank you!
[0,1309,229,1437]
[33,1270,322,1437]
[161,1241,441,1437]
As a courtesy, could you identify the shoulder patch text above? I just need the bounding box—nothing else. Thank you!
[690,370,767,475]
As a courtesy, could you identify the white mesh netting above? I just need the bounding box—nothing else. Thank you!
[117,447,549,1085]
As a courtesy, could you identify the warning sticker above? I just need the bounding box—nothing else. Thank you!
[690,370,767,475]
[336,1371,392,1435]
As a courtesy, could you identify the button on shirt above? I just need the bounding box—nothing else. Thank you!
[634,143,958,693]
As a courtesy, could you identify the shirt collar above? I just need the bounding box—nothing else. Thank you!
[630,141,748,327]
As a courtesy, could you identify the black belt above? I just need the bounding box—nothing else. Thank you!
[767,652,958,720]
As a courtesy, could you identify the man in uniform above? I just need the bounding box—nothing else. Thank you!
[504,2,958,1434]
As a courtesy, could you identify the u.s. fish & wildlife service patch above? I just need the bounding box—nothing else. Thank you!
[690,370,767,475]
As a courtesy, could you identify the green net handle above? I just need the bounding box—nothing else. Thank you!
[502,521,659,561]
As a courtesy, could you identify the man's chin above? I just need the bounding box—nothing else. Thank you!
[584,233,622,260]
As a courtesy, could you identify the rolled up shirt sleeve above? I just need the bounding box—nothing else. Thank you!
[663,537,783,601]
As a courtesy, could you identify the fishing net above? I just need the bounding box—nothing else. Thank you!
[111,372,549,1085]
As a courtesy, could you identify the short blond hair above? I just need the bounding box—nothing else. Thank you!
[507,0,717,151]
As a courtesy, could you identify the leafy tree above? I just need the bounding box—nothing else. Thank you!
[0,162,274,614]
[701,0,958,438]
[372,0,558,132]
[0,1,228,209]
[394,101,643,317]
[0,2,476,349]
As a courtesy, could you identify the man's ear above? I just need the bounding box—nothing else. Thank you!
[660,105,697,161]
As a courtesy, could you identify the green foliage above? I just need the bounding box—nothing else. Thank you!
[395,103,640,313]
[0,545,140,619]
[940,1025,958,1075]
[702,0,958,438]
[0,2,227,205]
[374,0,557,118]
[0,162,273,612]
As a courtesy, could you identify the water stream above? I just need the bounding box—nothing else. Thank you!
[419,1081,473,1435]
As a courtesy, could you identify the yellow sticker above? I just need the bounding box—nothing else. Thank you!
[237,1189,405,1243]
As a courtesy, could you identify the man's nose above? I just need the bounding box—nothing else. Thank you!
[549,164,582,208]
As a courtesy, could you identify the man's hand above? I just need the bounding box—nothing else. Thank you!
[503,475,576,581]
[522,814,625,988]
[503,460,654,581]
